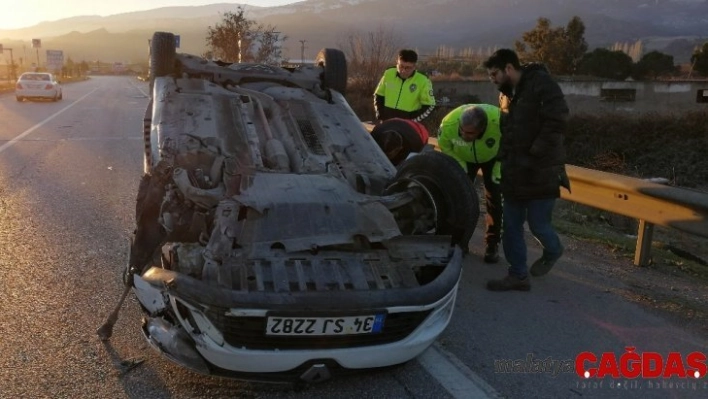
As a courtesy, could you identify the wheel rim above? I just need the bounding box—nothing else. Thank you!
[386,177,441,235]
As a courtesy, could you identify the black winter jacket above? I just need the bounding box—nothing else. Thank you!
[498,63,571,200]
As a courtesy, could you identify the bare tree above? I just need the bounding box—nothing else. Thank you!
[206,7,255,62]
[337,26,406,92]
[205,6,286,64]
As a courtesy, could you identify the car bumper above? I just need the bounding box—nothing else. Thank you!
[132,247,463,381]
[16,89,58,98]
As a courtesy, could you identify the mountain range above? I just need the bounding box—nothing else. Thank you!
[0,0,706,66]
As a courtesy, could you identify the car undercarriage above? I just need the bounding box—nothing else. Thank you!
[103,31,480,384]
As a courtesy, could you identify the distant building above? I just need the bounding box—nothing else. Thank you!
[113,62,126,74]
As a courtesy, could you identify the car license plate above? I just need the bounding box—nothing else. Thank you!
[265,314,385,336]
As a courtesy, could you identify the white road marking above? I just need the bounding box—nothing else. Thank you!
[0,88,99,155]
[129,80,150,98]
[418,342,503,399]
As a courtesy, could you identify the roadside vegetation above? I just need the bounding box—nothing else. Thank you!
[338,15,708,281]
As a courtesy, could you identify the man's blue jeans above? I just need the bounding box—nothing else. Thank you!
[502,197,562,278]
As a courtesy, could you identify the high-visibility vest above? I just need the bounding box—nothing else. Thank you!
[374,67,435,112]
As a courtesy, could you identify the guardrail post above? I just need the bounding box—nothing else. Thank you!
[634,219,654,266]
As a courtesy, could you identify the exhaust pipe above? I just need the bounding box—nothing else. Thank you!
[300,363,331,383]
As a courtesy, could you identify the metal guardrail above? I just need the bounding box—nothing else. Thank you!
[364,122,708,266]
[561,165,708,265]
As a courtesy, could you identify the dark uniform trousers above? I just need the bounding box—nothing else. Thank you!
[467,159,502,246]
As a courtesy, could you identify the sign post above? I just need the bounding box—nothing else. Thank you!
[46,50,64,74]
[32,38,41,70]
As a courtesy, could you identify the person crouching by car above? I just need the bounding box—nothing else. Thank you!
[438,104,502,263]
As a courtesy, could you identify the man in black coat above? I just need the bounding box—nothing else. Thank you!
[483,49,571,291]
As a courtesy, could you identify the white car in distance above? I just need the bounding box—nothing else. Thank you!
[15,72,63,102]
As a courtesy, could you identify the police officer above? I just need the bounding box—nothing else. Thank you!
[438,104,502,263]
[374,49,435,123]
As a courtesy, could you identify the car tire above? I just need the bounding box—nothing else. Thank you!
[15,96,22,102]
[149,31,177,91]
[315,48,347,95]
[371,118,429,166]
[387,151,479,249]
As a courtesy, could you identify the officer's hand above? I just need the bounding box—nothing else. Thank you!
[492,161,502,184]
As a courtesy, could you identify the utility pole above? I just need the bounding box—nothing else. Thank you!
[8,48,15,81]
[299,39,306,65]
[32,38,41,71]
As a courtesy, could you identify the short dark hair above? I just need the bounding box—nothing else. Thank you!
[379,130,403,153]
[398,49,418,63]
[483,49,521,70]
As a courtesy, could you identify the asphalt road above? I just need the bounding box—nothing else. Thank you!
[1,76,706,399]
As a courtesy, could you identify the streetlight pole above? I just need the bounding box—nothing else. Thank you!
[299,39,306,65]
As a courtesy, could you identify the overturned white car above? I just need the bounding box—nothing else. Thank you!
[115,31,479,383]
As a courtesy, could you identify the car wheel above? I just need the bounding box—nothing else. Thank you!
[15,96,22,102]
[149,31,177,91]
[315,48,347,95]
[385,151,479,249]
[371,118,429,166]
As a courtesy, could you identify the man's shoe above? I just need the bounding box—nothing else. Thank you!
[530,246,564,277]
[486,275,531,291]
[483,244,499,264]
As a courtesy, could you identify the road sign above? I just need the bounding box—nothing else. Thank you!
[175,35,180,48]
[46,50,64,72]
[32,39,41,48]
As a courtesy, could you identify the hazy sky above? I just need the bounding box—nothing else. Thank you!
[0,1,302,30]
